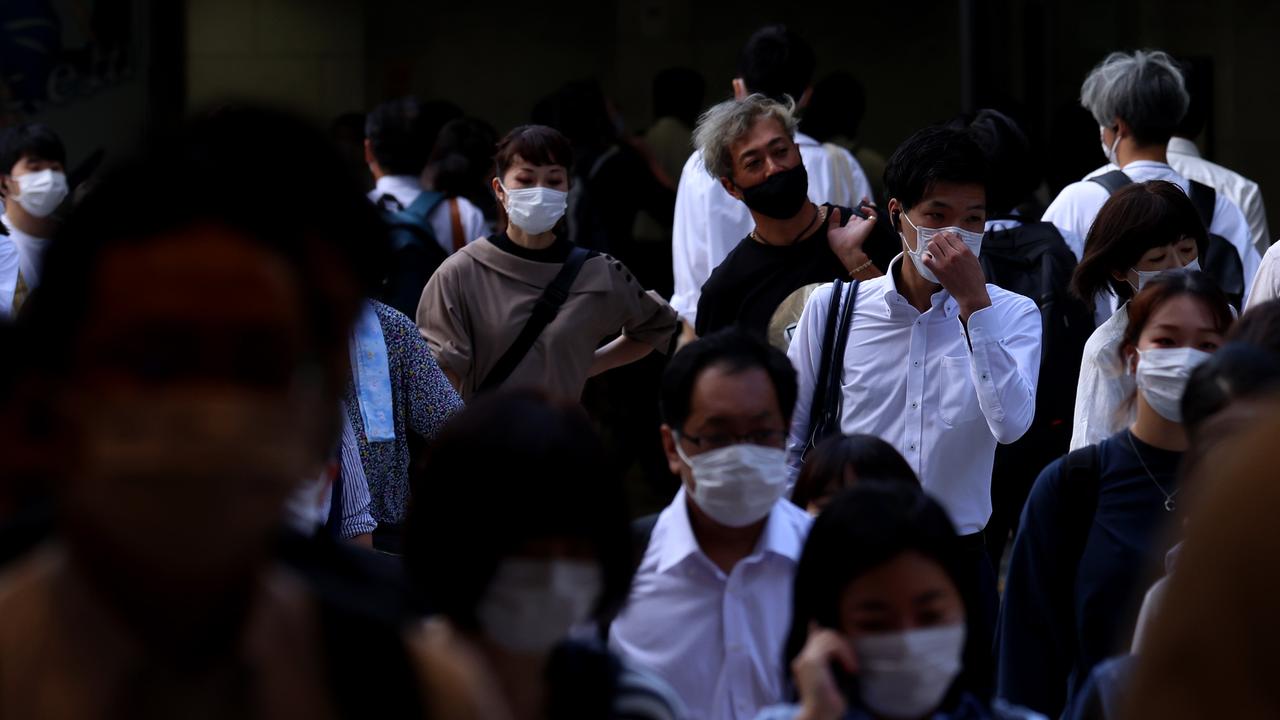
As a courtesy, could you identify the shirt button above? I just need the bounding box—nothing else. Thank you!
[911,401,918,409]
[981,373,989,380]
[913,360,920,367]
[909,443,917,450]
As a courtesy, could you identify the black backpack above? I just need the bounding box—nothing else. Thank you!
[980,220,1093,436]
[1090,170,1244,309]
[378,190,450,318]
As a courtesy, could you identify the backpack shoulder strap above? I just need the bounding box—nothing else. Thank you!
[1089,170,1133,196]
[1061,443,1103,569]
[402,189,446,222]
[1187,180,1217,227]
[478,246,593,392]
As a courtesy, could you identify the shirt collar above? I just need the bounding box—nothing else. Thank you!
[1167,137,1201,158]
[1118,159,1173,173]
[656,486,804,574]
[881,255,960,317]
[794,131,820,147]
[374,174,422,196]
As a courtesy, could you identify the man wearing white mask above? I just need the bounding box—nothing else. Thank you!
[0,123,69,310]
[610,327,812,720]
[786,126,1042,641]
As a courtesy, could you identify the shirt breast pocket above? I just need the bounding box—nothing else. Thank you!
[939,354,982,427]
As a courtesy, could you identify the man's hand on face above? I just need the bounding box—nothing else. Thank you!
[922,231,990,320]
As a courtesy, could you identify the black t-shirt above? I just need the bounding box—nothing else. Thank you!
[488,231,573,263]
[695,204,853,344]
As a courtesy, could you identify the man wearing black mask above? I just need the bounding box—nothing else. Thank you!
[693,94,892,347]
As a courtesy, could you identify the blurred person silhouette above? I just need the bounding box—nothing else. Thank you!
[406,389,687,720]
[0,106,487,719]
[1042,50,1256,311]
[789,434,917,516]
[800,71,887,205]
[331,112,373,193]
[416,124,678,402]
[997,272,1233,718]
[426,116,501,231]
[759,482,1039,720]
[671,25,874,339]
[0,123,68,314]
[364,97,483,316]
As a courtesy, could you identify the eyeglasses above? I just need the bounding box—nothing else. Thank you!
[678,429,787,452]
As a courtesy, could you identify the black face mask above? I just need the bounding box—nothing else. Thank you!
[737,162,809,219]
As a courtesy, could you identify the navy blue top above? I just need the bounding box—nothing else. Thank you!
[996,430,1181,718]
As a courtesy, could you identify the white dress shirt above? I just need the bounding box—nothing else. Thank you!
[0,233,18,318]
[1041,160,1260,304]
[1069,304,1133,451]
[785,259,1041,534]
[670,132,873,325]
[1,214,48,293]
[1167,137,1270,258]
[1246,241,1280,309]
[609,488,812,720]
[367,175,487,253]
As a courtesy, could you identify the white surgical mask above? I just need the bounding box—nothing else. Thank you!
[898,212,984,285]
[501,183,567,234]
[854,624,966,720]
[1100,126,1121,166]
[477,558,602,655]
[1134,347,1212,422]
[675,440,787,527]
[1128,258,1201,293]
[13,169,68,218]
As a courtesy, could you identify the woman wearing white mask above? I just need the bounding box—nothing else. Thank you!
[416,124,679,401]
[406,389,687,720]
[997,272,1232,719]
[1069,180,1209,450]
[0,123,69,312]
[758,482,1040,720]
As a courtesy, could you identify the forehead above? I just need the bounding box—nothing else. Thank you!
[1143,293,1221,334]
[914,180,986,210]
[687,363,781,424]
[730,116,793,156]
[507,154,567,172]
[83,224,305,344]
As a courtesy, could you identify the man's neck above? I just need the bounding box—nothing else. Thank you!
[5,204,55,239]
[894,256,942,314]
[1119,143,1169,168]
[751,201,819,247]
[684,494,767,574]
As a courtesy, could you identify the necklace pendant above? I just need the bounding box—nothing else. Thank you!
[1164,498,1176,512]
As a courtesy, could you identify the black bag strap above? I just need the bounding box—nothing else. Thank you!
[802,279,860,460]
[478,246,592,392]
[1187,180,1217,228]
[1089,170,1133,195]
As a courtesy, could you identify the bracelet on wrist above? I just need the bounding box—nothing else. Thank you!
[849,257,874,277]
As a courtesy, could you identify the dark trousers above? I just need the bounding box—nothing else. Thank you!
[958,530,999,696]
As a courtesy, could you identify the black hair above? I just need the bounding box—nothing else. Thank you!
[949,109,1039,217]
[364,97,461,176]
[429,116,499,200]
[884,126,988,215]
[1182,342,1280,436]
[0,123,66,196]
[791,434,918,510]
[660,327,797,431]
[1071,181,1209,303]
[653,67,706,129]
[784,482,991,702]
[405,389,634,630]
[800,71,867,144]
[737,25,816,104]
[22,105,386,391]
[493,124,575,178]
[1226,299,1280,358]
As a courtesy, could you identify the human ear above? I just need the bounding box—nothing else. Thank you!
[720,176,744,202]
[660,425,686,479]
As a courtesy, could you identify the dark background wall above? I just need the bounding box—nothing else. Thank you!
[7,0,1280,232]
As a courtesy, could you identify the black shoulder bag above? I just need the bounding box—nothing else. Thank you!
[478,246,592,393]
[802,279,860,461]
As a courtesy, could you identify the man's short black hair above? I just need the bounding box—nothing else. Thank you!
[736,25,816,104]
[950,109,1038,217]
[0,123,66,174]
[364,97,460,176]
[884,125,989,213]
[660,327,797,431]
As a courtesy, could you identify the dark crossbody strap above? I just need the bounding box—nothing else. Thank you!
[478,246,592,392]
[802,279,860,460]
[1187,180,1217,227]
[1089,169,1133,195]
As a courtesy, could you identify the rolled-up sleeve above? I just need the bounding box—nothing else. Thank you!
[961,292,1041,445]
[338,406,377,538]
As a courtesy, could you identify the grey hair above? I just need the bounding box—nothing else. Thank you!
[693,94,799,179]
[1080,49,1189,146]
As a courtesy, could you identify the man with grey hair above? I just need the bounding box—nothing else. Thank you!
[691,93,889,346]
[1043,49,1258,319]
[670,25,873,339]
